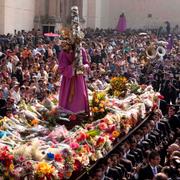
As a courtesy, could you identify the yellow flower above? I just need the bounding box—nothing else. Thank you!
[100,100,105,104]
[4,171,9,177]
[99,104,104,108]
[94,107,98,112]
[99,108,105,113]
[9,164,14,172]
[112,130,120,138]
[95,98,99,103]
[114,90,121,97]
[36,162,55,175]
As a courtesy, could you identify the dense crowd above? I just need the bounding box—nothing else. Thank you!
[0,28,180,180]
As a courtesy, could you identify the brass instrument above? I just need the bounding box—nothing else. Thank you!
[146,45,157,59]
[157,46,166,57]
[146,43,166,60]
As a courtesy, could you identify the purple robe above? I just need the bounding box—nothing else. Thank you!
[167,35,173,51]
[58,48,89,114]
[117,15,127,32]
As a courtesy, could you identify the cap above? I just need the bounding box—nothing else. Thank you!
[13,81,20,87]
[0,52,6,60]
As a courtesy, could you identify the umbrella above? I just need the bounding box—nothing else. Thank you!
[44,32,60,37]
[139,32,147,36]
[157,40,168,45]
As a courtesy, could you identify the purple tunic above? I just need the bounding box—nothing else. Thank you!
[58,49,89,114]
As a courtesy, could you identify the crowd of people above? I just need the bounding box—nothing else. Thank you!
[0,27,180,180]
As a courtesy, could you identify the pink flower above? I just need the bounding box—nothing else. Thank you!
[106,125,115,133]
[85,124,93,130]
[98,122,108,130]
[70,142,80,150]
[18,156,25,162]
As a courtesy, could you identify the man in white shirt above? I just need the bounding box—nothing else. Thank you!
[10,82,21,104]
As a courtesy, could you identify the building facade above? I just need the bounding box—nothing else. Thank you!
[1,0,180,34]
[0,0,35,34]
[34,0,83,33]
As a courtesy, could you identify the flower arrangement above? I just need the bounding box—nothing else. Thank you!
[128,83,141,94]
[35,161,55,179]
[10,160,34,178]
[0,146,14,177]
[90,91,108,120]
[0,82,160,179]
[43,107,61,126]
[109,76,128,97]
[61,148,75,179]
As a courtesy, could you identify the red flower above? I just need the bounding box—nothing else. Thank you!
[55,154,63,162]
[76,132,87,142]
[152,103,158,110]
[96,137,105,146]
[74,159,81,171]
[158,95,164,100]
[8,155,14,160]
[109,136,115,141]
[69,114,77,121]
[58,172,64,179]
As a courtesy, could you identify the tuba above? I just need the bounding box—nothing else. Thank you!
[157,46,166,57]
[146,45,157,59]
[146,43,166,60]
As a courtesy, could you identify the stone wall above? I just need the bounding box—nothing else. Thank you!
[0,0,35,34]
[108,0,180,29]
[0,0,5,34]
[84,0,180,30]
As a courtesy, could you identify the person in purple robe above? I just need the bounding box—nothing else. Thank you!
[167,34,173,51]
[58,40,89,114]
[117,13,127,33]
